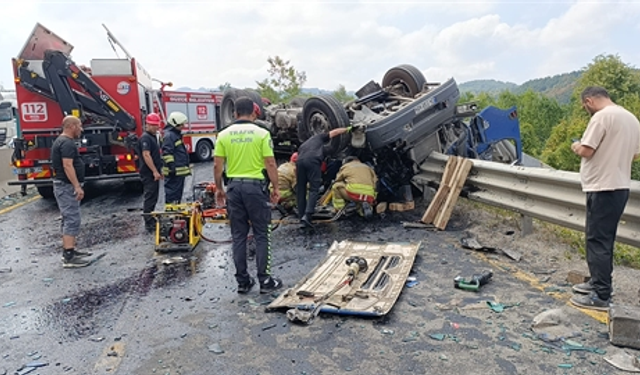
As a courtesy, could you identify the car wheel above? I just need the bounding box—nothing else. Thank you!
[195,140,213,162]
[382,64,427,97]
[301,95,350,156]
[37,185,54,199]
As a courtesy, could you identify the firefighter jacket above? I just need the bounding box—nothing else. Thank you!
[161,127,191,177]
[276,162,297,199]
[335,161,378,198]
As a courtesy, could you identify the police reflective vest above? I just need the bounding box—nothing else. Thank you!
[161,127,191,177]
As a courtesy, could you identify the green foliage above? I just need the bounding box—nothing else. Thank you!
[542,54,640,175]
[332,84,355,103]
[218,82,231,92]
[460,72,583,104]
[256,56,307,104]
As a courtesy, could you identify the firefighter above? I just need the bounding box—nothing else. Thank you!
[139,113,163,232]
[161,111,191,204]
[296,127,352,228]
[213,97,283,294]
[331,156,378,219]
[274,152,298,212]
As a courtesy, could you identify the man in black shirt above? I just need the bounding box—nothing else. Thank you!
[139,113,164,232]
[296,126,351,228]
[51,115,91,268]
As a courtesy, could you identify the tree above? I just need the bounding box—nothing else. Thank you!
[542,54,640,175]
[332,84,355,103]
[218,82,231,92]
[256,56,307,104]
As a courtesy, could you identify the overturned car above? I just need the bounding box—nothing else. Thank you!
[220,64,522,201]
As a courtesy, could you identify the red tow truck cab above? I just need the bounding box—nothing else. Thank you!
[9,23,154,198]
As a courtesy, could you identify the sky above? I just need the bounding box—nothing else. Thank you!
[0,0,638,93]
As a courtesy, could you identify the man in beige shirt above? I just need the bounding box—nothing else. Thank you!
[570,86,640,311]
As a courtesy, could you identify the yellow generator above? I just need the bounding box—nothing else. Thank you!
[152,203,204,253]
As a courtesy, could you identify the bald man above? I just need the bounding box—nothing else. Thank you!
[51,115,92,268]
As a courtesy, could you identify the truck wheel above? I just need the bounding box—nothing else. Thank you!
[194,140,213,162]
[382,64,426,97]
[301,95,350,156]
[220,88,244,128]
[37,185,54,199]
[125,180,144,193]
[244,89,266,120]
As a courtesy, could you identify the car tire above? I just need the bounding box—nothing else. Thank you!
[37,185,54,199]
[382,64,427,97]
[194,140,213,162]
[301,95,350,156]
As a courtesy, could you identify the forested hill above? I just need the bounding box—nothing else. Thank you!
[460,71,582,104]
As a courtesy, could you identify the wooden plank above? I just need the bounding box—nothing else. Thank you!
[421,185,450,224]
[421,156,459,224]
[434,158,473,230]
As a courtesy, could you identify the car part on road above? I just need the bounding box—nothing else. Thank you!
[453,270,493,292]
[267,240,421,320]
[286,256,369,325]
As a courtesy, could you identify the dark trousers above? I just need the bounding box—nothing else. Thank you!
[141,174,159,228]
[227,181,272,285]
[586,189,629,300]
[165,176,185,204]
[296,158,322,217]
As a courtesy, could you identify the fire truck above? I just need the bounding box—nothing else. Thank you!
[152,84,222,162]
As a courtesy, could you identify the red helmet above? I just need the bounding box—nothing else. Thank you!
[290,152,298,163]
[145,113,162,126]
[253,102,261,118]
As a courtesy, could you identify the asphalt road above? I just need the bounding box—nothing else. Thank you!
[0,161,626,375]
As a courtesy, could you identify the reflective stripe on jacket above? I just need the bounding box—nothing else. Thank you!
[161,128,191,177]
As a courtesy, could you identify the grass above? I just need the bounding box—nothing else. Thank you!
[462,198,640,269]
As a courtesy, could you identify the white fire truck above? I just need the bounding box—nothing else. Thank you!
[153,83,222,162]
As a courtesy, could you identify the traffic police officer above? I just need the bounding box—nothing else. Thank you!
[213,97,283,294]
[139,113,164,232]
[161,111,191,204]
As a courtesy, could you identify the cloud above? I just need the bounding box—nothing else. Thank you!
[0,0,638,94]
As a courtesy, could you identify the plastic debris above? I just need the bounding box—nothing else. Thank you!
[429,333,446,341]
[381,329,395,335]
[558,364,573,369]
[405,280,419,288]
[487,301,504,313]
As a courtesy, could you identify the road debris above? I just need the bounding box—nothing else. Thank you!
[604,350,640,372]
[566,270,590,285]
[460,237,522,262]
[208,343,224,354]
[609,305,640,349]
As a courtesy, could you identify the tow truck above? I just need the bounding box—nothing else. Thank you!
[8,23,154,198]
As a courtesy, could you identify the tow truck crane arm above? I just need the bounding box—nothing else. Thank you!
[16,50,136,131]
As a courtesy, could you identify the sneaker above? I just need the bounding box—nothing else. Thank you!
[62,256,91,269]
[572,280,594,294]
[237,277,255,294]
[362,202,373,219]
[570,291,610,311]
[60,249,93,260]
[260,277,283,294]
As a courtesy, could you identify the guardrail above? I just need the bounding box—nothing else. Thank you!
[412,152,640,248]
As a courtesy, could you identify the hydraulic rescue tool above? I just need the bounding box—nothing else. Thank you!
[453,270,493,292]
[286,256,368,325]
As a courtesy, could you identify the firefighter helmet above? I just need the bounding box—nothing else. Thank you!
[290,152,298,163]
[167,111,188,127]
[252,102,261,118]
[145,113,162,126]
